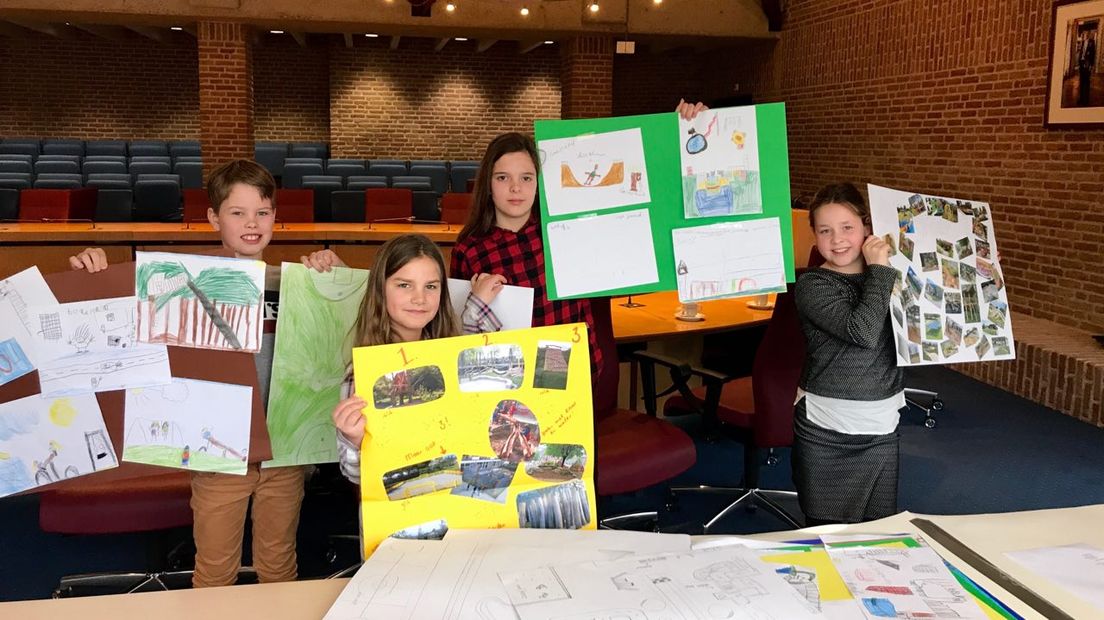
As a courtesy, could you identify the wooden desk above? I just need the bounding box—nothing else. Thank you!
[611,291,774,344]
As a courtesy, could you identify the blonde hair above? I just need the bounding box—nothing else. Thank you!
[354,234,459,346]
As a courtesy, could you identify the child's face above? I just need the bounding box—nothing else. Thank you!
[813,202,870,274]
[490,151,537,231]
[385,255,443,342]
[207,183,275,260]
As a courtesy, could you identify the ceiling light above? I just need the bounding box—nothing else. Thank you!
[270,30,284,34]
[544,40,554,44]
[520,6,529,16]
[455,37,468,41]
[445,1,456,11]
[171,26,184,31]
[654,0,663,4]
[365,33,379,37]
[589,1,599,13]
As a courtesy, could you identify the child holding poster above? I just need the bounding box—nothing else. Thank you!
[792,182,904,525]
[333,234,460,483]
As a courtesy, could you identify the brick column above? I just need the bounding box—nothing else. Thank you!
[198,22,254,182]
[560,36,614,119]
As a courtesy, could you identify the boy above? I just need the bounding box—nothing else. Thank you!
[70,159,343,587]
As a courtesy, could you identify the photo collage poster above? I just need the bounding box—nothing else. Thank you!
[534,104,793,301]
[351,324,595,555]
[868,184,1015,366]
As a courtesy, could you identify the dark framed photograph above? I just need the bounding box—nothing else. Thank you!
[1045,0,1104,126]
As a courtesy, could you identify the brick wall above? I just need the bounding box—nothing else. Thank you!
[197,21,254,174]
[254,42,330,142]
[329,39,560,160]
[0,36,199,140]
[561,36,614,119]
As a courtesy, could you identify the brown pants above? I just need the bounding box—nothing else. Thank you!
[190,463,308,588]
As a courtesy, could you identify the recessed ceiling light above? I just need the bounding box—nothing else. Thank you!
[171,26,183,31]
[520,6,529,16]
[365,33,379,37]
[588,1,599,13]
[455,37,468,41]
[544,41,554,45]
[445,1,456,11]
[270,30,284,34]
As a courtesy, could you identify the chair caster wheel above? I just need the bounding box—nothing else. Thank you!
[931,399,944,411]
[924,417,937,429]
[765,455,779,466]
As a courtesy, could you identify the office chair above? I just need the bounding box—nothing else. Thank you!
[656,281,807,533]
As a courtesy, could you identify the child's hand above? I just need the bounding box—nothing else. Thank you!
[69,248,109,273]
[301,250,346,273]
[676,98,708,121]
[862,235,891,267]
[332,396,368,445]
[471,273,507,304]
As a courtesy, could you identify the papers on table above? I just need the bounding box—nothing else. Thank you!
[1005,543,1104,611]
[0,266,59,369]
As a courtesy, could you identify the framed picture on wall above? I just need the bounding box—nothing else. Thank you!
[1045,0,1104,127]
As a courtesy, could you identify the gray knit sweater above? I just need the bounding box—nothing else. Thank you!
[794,264,904,401]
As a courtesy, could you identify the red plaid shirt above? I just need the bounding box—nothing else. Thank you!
[450,215,604,379]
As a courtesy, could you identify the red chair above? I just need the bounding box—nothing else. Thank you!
[365,188,413,222]
[19,188,96,221]
[275,188,314,223]
[591,298,697,528]
[182,188,210,223]
[658,281,806,531]
[440,192,473,225]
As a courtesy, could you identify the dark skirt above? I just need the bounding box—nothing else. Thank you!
[792,398,899,523]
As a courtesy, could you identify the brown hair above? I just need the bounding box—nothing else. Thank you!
[457,132,541,242]
[206,159,276,214]
[807,182,869,228]
[354,234,459,346]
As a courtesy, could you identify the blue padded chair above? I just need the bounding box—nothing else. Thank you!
[330,190,365,223]
[302,175,344,222]
[285,157,324,167]
[130,156,172,165]
[86,173,132,185]
[169,142,201,158]
[409,164,449,196]
[94,189,133,222]
[0,188,19,220]
[83,160,128,179]
[0,142,40,158]
[370,159,406,168]
[326,163,366,179]
[290,142,328,159]
[411,190,440,222]
[172,155,203,164]
[35,160,81,175]
[38,155,82,165]
[409,159,446,168]
[0,160,33,175]
[129,161,172,180]
[391,176,433,191]
[133,179,182,222]
[326,158,364,169]
[34,177,84,189]
[0,153,34,164]
[85,140,128,157]
[367,163,407,184]
[173,162,204,190]
[84,155,127,164]
[0,174,32,190]
[42,141,84,157]
[129,142,169,158]
[86,178,132,190]
[254,142,289,177]
[134,174,181,185]
[282,163,324,189]
[449,163,479,193]
[346,176,389,191]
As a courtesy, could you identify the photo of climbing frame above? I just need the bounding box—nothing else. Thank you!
[679,105,763,218]
[535,103,794,300]
[134,252,266,353]
[539,127,650,217]
[122,377,253,475]
[869,184,1015,367]
[351,323,596,554]
[0,393,117,498]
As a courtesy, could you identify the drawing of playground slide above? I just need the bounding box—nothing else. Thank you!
[123,378,253,475]
[560,161,625,188]
[539,127,651,216]
[0,393,117,498]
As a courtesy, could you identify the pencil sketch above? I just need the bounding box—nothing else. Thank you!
[0,266,60,367]
[538,128,651,216]
[134,252,265,353]
[0,393,116,498]
[672,219,786,302]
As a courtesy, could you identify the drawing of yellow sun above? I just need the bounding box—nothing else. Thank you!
[49,398,77,427]
[731,131,745,149]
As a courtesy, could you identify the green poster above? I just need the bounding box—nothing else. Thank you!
[264,263,369,468]
[535,103,793,301]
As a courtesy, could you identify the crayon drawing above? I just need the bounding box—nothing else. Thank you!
[679,106,763,218]
[134,252,265,353]
[0,266,60,367]
[672,219,786,302]
[539,128,651,216]
[123,378,253,475]
[265,264,369,467]
[0,393,116,498]
[0,338,34,387]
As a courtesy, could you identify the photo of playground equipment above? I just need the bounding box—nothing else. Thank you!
[371,365,445,409]
[487,400,541,463]
[390,518,449,541]
[451,454,519,504]
[533,341,572,390]
[382,454,461,501]
[524,443,587,483]
[516,479,591,529]
[457,344,524,392]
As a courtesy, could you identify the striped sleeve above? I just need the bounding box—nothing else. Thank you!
[335,370,361,484]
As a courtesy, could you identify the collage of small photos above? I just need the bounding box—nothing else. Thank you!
[869,184,1016,367]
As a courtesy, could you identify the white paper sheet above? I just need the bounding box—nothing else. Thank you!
[0,393,117,498]
[123,378,253,475]
[1005,544,1104,611]
[678,106,764,218]
[0,266,60,367]
[546,209,659,298]
[448,279,535,330]
[539,128,651,216]
[323,530,691,620]
[671,218,786,302]
[27,296,172,396]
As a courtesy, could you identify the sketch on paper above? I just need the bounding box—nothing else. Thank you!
[545,208,660,298]
[672,218,786,302]
[27,296,172,396]
[538,128,651,216]
[0,338,34,387]
[679,106,762,218]
[266,264,369,468]
[0,266,60,367]
[0,393,116,498]
[123,378,253,475]
[134,252,265,353]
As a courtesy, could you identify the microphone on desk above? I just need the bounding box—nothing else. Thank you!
[366,217,451,230]
[10,217,96,229]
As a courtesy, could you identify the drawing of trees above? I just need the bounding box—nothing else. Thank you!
[136,261,262,350]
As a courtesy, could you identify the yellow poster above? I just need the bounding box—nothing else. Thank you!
[352,323,596,555]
